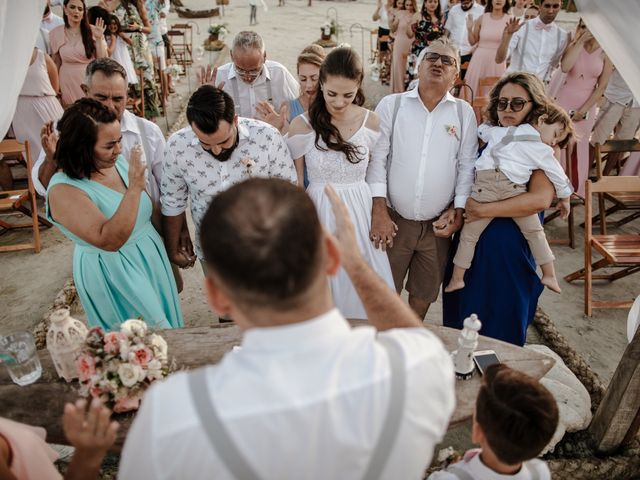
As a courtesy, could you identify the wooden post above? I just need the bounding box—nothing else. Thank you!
[588,325,640,453]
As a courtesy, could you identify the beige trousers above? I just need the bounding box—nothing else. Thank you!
[454,170,555,269]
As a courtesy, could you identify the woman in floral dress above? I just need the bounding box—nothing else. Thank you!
[408,0,445,85]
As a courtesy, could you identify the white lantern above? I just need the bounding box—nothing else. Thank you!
[46,308,88,382]
[452,313,482,380]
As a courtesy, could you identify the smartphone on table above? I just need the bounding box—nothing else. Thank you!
[473,350,501,375]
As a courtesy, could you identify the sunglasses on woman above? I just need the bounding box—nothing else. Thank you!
[423,52,457,67]
[496,97,531,112]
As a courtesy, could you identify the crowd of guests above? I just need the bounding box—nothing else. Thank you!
[2,0,640,477]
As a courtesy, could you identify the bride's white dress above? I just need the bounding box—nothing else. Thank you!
[287,112,394,319]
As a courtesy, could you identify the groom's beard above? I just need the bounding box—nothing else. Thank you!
[204,130,240,162]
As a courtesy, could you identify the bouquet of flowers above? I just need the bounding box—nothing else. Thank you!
[76,319,171,413]
[165,64,184,78]
[208,23,229,35]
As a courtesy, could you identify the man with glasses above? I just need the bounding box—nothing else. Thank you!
[369,38,478,319]
[160,85,296,279]
[201,31,299,122]
[495,0,568,84]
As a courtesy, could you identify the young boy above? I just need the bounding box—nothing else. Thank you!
[429,364,559,480]
[445,102,575,294]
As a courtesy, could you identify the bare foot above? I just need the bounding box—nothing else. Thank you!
[445,279,465,293]
[541,275,561,293]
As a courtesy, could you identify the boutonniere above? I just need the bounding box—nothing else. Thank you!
[445,124,459,140]
[240,157,256,176]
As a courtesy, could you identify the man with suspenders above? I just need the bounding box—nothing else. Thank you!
[369,38,478,320]
[495,0,569,84]
[119,179,455,479]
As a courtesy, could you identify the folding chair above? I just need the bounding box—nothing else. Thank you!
[590,139,640,234]
[0,140,49,253]
[564,175,640,316]
[126,69,145,117]
[477,76,500,98]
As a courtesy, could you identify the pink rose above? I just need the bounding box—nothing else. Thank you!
[90,386,104,398]
[113,395,141,413]
[130,346,153,367]
[76,353,96,382]
[104,332,126,354]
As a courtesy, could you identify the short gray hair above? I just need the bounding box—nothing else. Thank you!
[422,37,461,72]
[231,31,265,54]
[85,58,127,86]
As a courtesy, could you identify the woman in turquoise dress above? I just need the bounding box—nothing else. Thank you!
[46,98,183,331]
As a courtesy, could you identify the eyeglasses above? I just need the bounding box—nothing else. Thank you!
[422,52,457,67]
[234,64,263,78]
[496,97,531,112]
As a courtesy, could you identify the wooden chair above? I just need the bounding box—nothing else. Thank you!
[477,75,500,98]
[544,142,583,249]
[472,95,488,124]
[563,175,640,316]
[590,139,640,234]
[126,69,145,117]
[167,24,193,71]
[0,140,47,253]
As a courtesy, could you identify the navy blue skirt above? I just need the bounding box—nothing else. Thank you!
[442,216,544,346]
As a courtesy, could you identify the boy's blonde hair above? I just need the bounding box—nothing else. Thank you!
[539,103,576,149]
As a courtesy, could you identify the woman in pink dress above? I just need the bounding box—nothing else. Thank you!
[463,0,511,101]
[12,48,64,162]
[553,22,613,196]
[390,0,417,93]
[49,0,107,107]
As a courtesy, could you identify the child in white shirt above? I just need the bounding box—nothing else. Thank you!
[446,103,574,294]
[428,364,558,480]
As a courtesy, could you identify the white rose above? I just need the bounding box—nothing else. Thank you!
[146,358,164,380]
[118,363,145,387]
[150,334,168,359]
[121,319,148,337]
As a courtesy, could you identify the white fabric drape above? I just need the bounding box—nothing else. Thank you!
[0,0,47,139]
[576,0,640,102]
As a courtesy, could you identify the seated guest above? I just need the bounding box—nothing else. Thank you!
[119,179,456,479]
[428,364,558,479]
[200,31,299,120]
[0,399,118,480]
[46,99,183,331]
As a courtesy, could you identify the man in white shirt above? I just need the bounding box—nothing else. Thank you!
[495,0,568,83]
[35,0,65,54]
[202,31,299,121]
[161,85,296,270]
[444,0,484,79]
[119,178,456,480]
[369,38,478,319]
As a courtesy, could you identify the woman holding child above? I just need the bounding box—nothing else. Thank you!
[443,72,566,346]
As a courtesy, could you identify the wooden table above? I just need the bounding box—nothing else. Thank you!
[0,323,554,451]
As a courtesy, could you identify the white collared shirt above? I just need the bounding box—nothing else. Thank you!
[427,449,551,480]
[32,110,166,203]
[41,13,64,33]
[119,309,456,480]
[216,60,299,119]
[604,69,639,108]
[161,117,296,259]
[474,124,573,200]
[445,3,485,56]
[369,89,478,221]
[507,19,569,82]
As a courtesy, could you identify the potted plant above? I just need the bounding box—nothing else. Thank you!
[208,23,228,42]
[321,22,332,41]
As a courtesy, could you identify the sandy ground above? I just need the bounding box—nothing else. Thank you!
[1,0,637,397]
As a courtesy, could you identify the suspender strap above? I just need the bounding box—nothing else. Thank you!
[230,75,273,117]
[188,369,261,480]
[386,94,402,174]
[445,465,476,480]
[543,28,563,83]
[188,338,407,480]
[361,337,407,480]
[490,126,541,170]
[456,99,464,149]
[517,22,530,71]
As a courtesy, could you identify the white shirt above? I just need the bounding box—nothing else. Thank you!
[33,110,166,203]
[428,449,550,480]
[507,18,568,83]
[604,69,639,108]
[41,12,64,33]
[369,89,478,221]
[474,123,572,199]
[161,118,296,259]
[445,3,485,56]
[119,309,456,480]
[216,60,299,119]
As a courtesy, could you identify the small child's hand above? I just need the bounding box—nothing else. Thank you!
[558,197,571,220]
[63,398,119,458]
